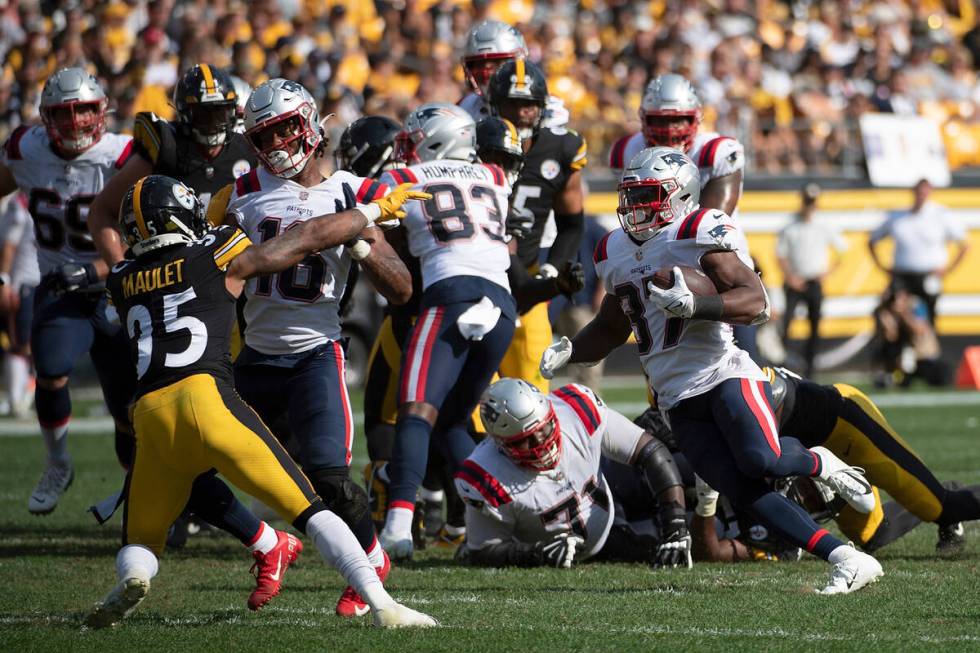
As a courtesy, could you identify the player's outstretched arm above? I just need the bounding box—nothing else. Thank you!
[701,250,770,325]
[569,292,633,363]
[88,156,154,268]
[354,226,412,306]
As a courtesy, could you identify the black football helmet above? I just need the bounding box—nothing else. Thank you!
[487,59,548,140]
[476,117,524,186]
[174,64,239,147]
[335,116,401,178]
[119,175,208,257]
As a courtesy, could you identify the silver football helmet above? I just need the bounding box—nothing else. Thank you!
[618,146,700,240]
[639,74,702,151]
[481,378,561,472]
[40,67,108,155]
[229,75,252,134]
[394,103,477,164]
[462,20,528,96]
[244,78,323,179]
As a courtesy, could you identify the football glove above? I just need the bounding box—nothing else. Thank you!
[555,261,585,296]
[42,263,101,294]
[539,336,573,380]
[537,532,585,569]
[372,183,432,221]
[652,528,693,570]
[646,266,695,319]
[506,205,535,240]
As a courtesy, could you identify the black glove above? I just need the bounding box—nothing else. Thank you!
[652,523,693,569]
[42,263,101,294]
[506,205,535,240]
[535,532,585,569]
[555,261,585,296]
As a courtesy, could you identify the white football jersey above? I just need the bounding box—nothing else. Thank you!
[458,92,570,129]
[456,384,643,560]
[0,193,40,288]
[1,126,133,274]
[380,159,511,292]
[593,208,765,409]
[227,167,388,355]
[609,131,744,193]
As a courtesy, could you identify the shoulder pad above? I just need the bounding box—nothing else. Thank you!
[133,112,176,168]
[674,208,713,240]
[608,134,632,169]
[3,125,30,161]
[384,168,419,186]
[553,384,603,435]
[206,184,234,227]
[207,226,253,271]
[593,231,613,265]
[567,132,587,172]
[234,169,262,197]
[453,459,512,508]
[481,163,505,186]
[695,210,740,251]
[698,136,743,174]
[114,138,135,169]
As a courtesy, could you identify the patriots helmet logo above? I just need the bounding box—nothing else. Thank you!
[660,152,689,168]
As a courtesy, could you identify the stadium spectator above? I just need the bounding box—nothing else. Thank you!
[868,179,969,326]
[873,286,949,388]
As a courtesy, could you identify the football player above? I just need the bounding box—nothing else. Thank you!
[458,20,569,129]
[540,147,885,595]
[375,103,517,561]
[456,378,690,569]
[86,174,435,629]
[487,60,588,393]
[208,79,412,619]
[0,67,136,515]
[0,192,39,418]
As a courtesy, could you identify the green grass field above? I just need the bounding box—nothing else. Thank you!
[2,383,980,652]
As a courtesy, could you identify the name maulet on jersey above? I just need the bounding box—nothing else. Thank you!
[594,208,766,409]
[455,384,642,559]
[225,167,388,355]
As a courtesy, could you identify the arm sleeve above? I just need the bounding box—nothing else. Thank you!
[210,225,253,271]
[508,254,560,314]
[546,211,584,267]
[600,406,645,465]
[132,112,174,168]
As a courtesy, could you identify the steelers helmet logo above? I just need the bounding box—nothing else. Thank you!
[232,159,251,178]
[172,182,196,210]
[540,159,560,180]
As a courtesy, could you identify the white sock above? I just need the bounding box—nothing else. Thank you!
[116,544,159,582]
[365,536,385,568]
[384,506,414,535]
[41,420,70,466]
[306,510,395,611]
[5,354,29,411]
[828,544,855,565]
[247,522,278,554]
[419,487,444,503]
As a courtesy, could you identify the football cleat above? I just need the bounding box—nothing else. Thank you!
[28,460,74,515]
[379,528,414,562]
[422,499,445,540]
[363,462,389,530]
[811,446,876,514]
[336,550,391,618]
[248,530,302,611]
[936,522,966,554]
[432,525,466,549]
[84,576,150,629]
[817,545,883,595]
[373,602,438,628]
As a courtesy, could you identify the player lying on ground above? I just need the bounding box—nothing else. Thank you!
[455,378,690,569]
[540,146,884,594]
[85,174,436,629]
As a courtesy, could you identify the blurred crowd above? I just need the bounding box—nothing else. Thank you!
[1,0,979,175]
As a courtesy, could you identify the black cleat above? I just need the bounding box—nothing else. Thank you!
[936,522,966,554]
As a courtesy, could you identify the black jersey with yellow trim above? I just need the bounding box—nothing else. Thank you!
[132,112,257,205]
[512,126,587,267]
[107,225,252,398]
[764,366,839,446]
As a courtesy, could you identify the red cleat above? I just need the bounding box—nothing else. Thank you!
[335,550,391,618]
[248,530,303,611]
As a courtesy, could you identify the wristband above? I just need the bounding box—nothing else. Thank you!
[691,294,724,320]
[359,202,382,224]
[348,239,371,261]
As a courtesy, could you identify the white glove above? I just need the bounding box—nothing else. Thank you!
[694,474,720,518]
[539,336,573,380]
[539,532,585,569]
[646,267,695,319]
[653,531,694,569]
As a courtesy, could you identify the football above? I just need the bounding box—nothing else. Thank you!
[650,265,719,296]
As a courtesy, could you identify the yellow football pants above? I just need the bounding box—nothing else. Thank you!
[499,301,552,394]
[124,374,319,555]
[826,384,945,546]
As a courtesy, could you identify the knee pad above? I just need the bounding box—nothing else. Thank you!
[307,467,370,529]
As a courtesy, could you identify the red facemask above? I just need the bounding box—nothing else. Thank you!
[498,407,562,472]
[641,111,700,151]
[41,100,106,155]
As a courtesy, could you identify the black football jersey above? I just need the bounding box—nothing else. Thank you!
[512,126,587,267]
[107,226,252,397]
[132,112,257,208]
[764,366,839,446]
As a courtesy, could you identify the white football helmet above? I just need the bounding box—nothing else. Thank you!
[481,378,561,472]
[462,20,528,96]
[394,103,477,164]
[229,75,252,134]
[40,67,108,155]
[244,78,323,179]
[618,146,700,240]
[640,74,702,151]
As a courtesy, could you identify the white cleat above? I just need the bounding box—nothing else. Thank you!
[817,546,883,595]
[84,576,150,628]
[28,461,74,515]
[379,529,414,562]
[811,446,876,514]
[373,602,438,628]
